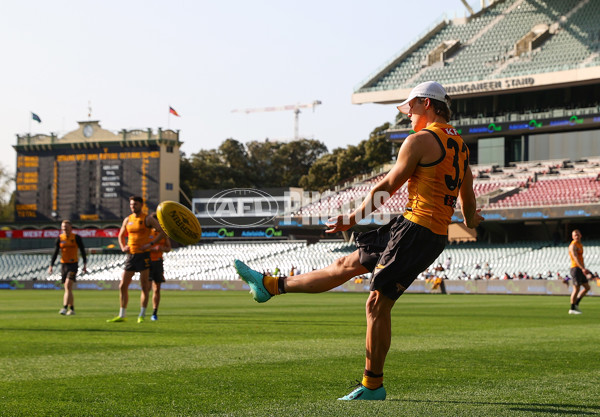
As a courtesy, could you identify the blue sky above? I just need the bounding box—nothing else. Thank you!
[0,0,478,178]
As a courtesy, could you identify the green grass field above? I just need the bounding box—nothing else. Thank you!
[1,290,599,416]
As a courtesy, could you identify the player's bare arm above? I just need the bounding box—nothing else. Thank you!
[326,132,426,234]
[160,237,172,253]
[118,217,130,253]
[141,215,167,251]
[459,167,483,229]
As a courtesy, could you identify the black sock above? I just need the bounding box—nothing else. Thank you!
[571,303,576,310]
[364,370,384,378]
[576,297,582,306]
[278,277,287,294]
[69,306,74,311]
[153,309,158,315]
[63,305,68,309]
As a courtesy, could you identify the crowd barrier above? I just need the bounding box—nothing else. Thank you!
[1,279,597,296]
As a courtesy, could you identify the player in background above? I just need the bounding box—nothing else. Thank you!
[49,220,87,315]
[568,229,591,315]
[235,81,483,401]
[148,213,171,321]
[107,196,165,323]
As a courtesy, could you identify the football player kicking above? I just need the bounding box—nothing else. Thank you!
[234,81,483,401]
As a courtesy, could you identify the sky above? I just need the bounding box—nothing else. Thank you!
[1,0,480,178]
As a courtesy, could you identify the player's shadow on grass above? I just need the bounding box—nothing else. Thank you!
[166,314,363,326]
[0,327,155,334]
[401,399,600,415]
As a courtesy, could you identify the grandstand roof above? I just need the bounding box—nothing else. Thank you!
[353,0,600,104]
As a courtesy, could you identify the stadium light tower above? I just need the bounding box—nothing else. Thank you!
[231,100,322,141]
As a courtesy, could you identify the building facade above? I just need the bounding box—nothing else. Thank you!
[14,120,181,222]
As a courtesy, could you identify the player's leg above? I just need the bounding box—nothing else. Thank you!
[140,269,150,308]
[120,270,134,308]
[108,270,134,322]
[152,281,161,321]
[138,269,150,322]
[285,251,368,293]
[339,218,446,401]
[364,290,396,376]
[63,280,70,307]
[59,266,69,314]
[336,290,396,401]
[569,283,582,314]
[576,282,590,308]
[234,251,366,303]
[64,273,75,314]
[150,260,164,320]
[570,283,578,304]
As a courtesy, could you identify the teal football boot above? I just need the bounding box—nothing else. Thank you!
[234,259,272,303]
[338,384,386,401]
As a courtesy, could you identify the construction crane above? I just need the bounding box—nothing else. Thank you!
[232,100,322,141]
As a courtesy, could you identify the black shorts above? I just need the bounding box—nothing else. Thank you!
[124,253,151,272]
[355,216,447,301]
[149,259,165,283]
[570,267,588,286]
[60,263,78,283]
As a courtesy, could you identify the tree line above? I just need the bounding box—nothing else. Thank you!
[180,122,393,196]
[0,122,393,221]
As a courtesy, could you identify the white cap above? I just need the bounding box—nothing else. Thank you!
[396,81,448,114]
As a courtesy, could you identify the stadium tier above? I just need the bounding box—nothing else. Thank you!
[352,0,600,167]
[355,0,598,92]
[288,158,600,219]
[3,239,598,282]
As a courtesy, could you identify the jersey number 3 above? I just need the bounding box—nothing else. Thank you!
[444,138,468,191]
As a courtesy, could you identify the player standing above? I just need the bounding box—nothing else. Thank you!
[49,220,87,315]
[148,213,171,321]
[568,229,591,315]
[234,81,483,400]
[107,196,165,323]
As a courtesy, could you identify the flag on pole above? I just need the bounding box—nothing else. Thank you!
[169,106,180,117]
[31,112,42,123]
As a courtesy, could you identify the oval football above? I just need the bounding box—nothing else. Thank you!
[156,201,202,245]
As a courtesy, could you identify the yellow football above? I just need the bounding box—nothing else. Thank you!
[156,201,202,245]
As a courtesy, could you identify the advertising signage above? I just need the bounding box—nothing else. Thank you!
[387,113,600,141]
[450,204,600,223]
[200,227,286,240]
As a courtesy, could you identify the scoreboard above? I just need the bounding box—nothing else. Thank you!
[16,147,160,221]
[14,121,181,222]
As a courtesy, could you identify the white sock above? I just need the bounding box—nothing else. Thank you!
[139,307,146,317]
[119,308,126,318]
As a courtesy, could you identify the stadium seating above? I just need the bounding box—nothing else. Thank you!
[430,239,600,280]
[3,238,598,283]
[488,175,600,208]
[357,0,599,92]
[290,157,600,216]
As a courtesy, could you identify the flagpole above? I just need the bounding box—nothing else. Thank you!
[29,113,31,135]
[168,107,171,130]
